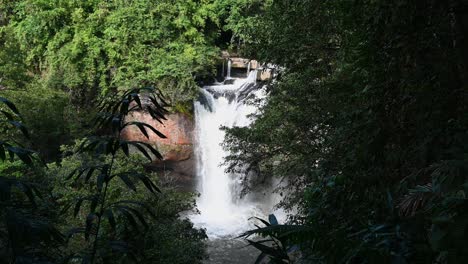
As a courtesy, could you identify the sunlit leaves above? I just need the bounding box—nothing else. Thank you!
[9,0,223,103]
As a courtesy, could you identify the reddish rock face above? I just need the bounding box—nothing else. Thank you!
[121,112,194,162]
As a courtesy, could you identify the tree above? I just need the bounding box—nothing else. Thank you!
[0,96,64,263]
[225,0,468,262]
[8,0,224,106]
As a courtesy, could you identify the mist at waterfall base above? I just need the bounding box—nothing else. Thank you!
[189,70,284,239]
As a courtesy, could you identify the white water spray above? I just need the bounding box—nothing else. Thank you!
[190,71,282,238]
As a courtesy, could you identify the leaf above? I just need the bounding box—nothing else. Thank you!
[7,146,34,165]
[129,142,152,161]
[249,216,270,227]
[0,143,5,161]
[113,200,157,218]
[108,240,139,262]
[1,110,14,120]
[120,98,130,115]
[96,173,105,192]
[0,97,20,114]
[117,173,137,192]
[89,196,99,213]
[0,179,12,201]
[85,168,96,183]
[105,138,115,155]
[82,255,91,264]
[15,182,36,207]
[138,142,163,160]
[104,209,116,232]
[74,199,84,218]
[117,205,148,230]
[85,213,97,240]
[112,116,121,132]
[109,240,129,253]
[8,121,30,139]
[255,252,268,264]
[115,206,139,232]
[65,228,85,242]
[240,224,314,243]
[125,121,167,139]
[67,168,79,180]
[135,122,149,138]
[82,138,101,152]
[247,239,289,260]
[73,168,87,182]
[120,141,129,157]
[269,214,279,225]
[135,173,161,195]
[131,93,142,109]
[147,107,165,124]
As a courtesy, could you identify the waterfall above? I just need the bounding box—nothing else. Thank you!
[227,59,232,79]
[190,71,279,238]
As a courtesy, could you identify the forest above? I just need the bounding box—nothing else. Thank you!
[1,0,468,263]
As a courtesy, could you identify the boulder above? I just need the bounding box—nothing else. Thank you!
[121,112,194,162]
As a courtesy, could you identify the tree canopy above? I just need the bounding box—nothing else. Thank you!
[225,0,468,262]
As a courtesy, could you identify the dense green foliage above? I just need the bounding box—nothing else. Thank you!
[10,0,216,101]
[3,0,468,263]
[0,0,262,161]
[1,90,207,263]
[225,0,468,263]
[0,1,260,262]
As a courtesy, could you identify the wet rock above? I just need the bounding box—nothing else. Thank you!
[121,112,194,162]
[223,79,235,85]
[145,156,196,191]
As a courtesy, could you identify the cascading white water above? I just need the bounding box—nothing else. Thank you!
[227,60,232,79]
[190,71,276,238]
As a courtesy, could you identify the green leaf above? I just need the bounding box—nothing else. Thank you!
[125,121,167,139]
[0,97,20,115]
[74,199,84,218]
[117,173,137,192]
[89,196,98,213]
[65,227,85,243]
[131,93,142,109]
[1,110,14,120]
[85,168,96,183]
[113,200,157,218]
[118,205,148,230]
[8,121,30,139]
[135,173,161,195]
[104,209,116,233]
[66,168,79,180]
[246,239,289,261]
[135,122,149,138]
[15,182,36,207]
[85,213,97,240]
[0,143,6,161]
[128,142,152,161]
[120,141,129,157]
[120,99,130,115]
[115,207,139,232]
[138,142,163,160]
